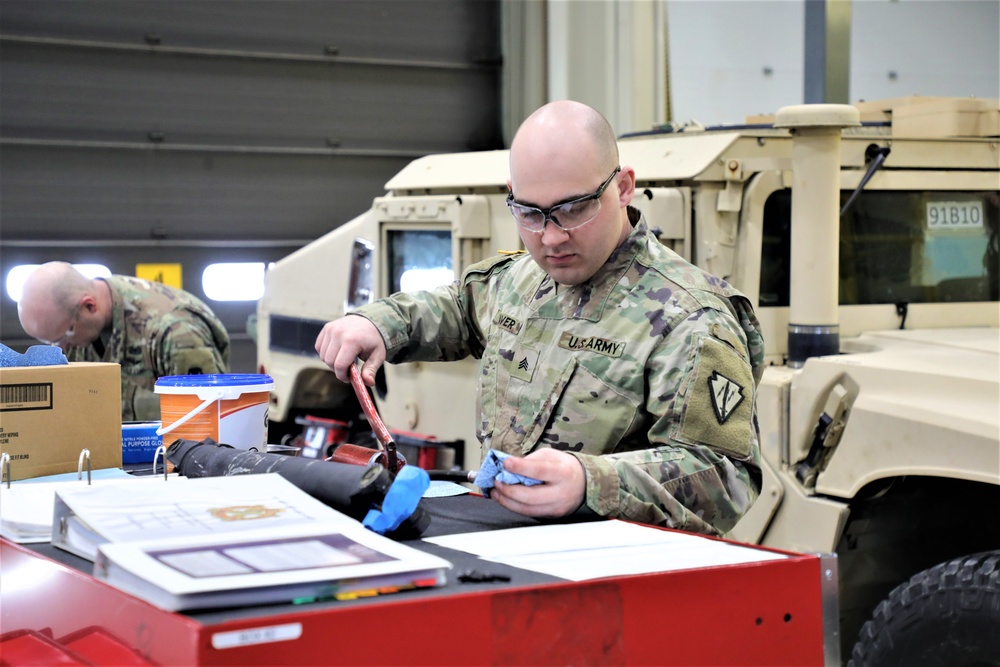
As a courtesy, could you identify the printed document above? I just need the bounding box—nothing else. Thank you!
[424,520,788,581]
[51,473,356,561]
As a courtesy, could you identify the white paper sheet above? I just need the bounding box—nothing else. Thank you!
[424,520,788,581]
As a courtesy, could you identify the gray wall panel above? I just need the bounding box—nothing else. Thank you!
[1,145,410,240]
[0,1,499,62]
[0,42,500,151]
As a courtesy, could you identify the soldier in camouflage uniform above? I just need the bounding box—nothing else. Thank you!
[316,101,764,535]
[18,262,230,421]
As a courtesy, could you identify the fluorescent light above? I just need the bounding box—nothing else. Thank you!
[202,263,265,301]
[5,263,111,303]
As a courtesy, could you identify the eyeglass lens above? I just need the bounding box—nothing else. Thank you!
[513,199,601,231]
[507,167,620,233]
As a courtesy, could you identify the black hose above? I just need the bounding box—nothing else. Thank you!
[165,437,392,521]
[427,469,477,483]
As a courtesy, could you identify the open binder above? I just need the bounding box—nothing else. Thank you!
[2,449,451,613]
[51,468,450,612]
[0,448,147,543]
[93,522,451,612]
[49,470,364,562]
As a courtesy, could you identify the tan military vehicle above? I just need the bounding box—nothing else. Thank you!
[258,97,999,665]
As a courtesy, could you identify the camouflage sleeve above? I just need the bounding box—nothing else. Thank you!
[157,317,230,377]
[568,306,762,536]
[64,346,97,362]
[354,255,514,364]
[129,386,162,422]
[353,284,477,364]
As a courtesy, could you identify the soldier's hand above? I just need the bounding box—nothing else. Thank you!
[491,448,586,518]
[314,316,386,386]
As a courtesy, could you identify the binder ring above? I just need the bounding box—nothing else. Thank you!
[153,445,168,481]
[78,448,92,485]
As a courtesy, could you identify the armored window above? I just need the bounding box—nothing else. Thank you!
[386,229,454,294]
[760,190,999,307]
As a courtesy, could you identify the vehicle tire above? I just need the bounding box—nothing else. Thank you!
[848,550,1000,667]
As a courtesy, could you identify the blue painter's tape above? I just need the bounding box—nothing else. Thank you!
[363,466,429,535]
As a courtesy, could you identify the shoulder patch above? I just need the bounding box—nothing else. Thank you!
[707,371,744,423]
[677,335,755,460]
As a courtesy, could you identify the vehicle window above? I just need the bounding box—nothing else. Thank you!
[760,190,999,306]
[387,229,454,294]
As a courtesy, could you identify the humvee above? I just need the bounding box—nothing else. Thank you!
[258,97,999,664]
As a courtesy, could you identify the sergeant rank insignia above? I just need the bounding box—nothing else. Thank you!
[708,371,744,424]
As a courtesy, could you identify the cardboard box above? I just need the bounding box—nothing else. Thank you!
[0,362,122,481]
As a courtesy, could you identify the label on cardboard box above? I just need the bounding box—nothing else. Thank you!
[0,362,122,481]
[1,382,54,411]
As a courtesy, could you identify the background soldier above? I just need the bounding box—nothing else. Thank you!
[18,261,230,421]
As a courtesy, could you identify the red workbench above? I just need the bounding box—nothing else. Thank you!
[1,496,837,666]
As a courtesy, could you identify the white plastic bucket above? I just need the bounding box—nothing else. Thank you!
[154,374,274,450]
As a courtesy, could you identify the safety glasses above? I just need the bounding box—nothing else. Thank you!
[506,166,621,233]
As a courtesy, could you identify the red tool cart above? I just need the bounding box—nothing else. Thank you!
[1,497,838,667]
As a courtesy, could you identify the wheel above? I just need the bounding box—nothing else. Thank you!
[848,551,1000,667]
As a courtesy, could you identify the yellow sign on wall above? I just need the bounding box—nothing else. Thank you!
[136,263,183,289]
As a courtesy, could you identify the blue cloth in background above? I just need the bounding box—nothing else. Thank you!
[474,449,543,496]
[0,343,68,367]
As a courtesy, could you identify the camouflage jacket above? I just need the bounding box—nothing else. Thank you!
[65,276,230,421]
[357,209,765,535]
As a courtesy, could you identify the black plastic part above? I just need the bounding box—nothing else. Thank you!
[794,412,834,486]
[427,470,474,483]
[788,330,839,365]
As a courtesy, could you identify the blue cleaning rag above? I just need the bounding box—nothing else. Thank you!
[473,449,543,496]
[0,343,68,367]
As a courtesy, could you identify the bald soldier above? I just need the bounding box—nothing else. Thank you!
[316,100,764,535]
[18,262,230,421]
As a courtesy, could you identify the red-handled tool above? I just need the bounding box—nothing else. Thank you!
[348,363,399,472]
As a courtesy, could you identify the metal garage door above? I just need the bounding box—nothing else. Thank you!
[0,0,502,372]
